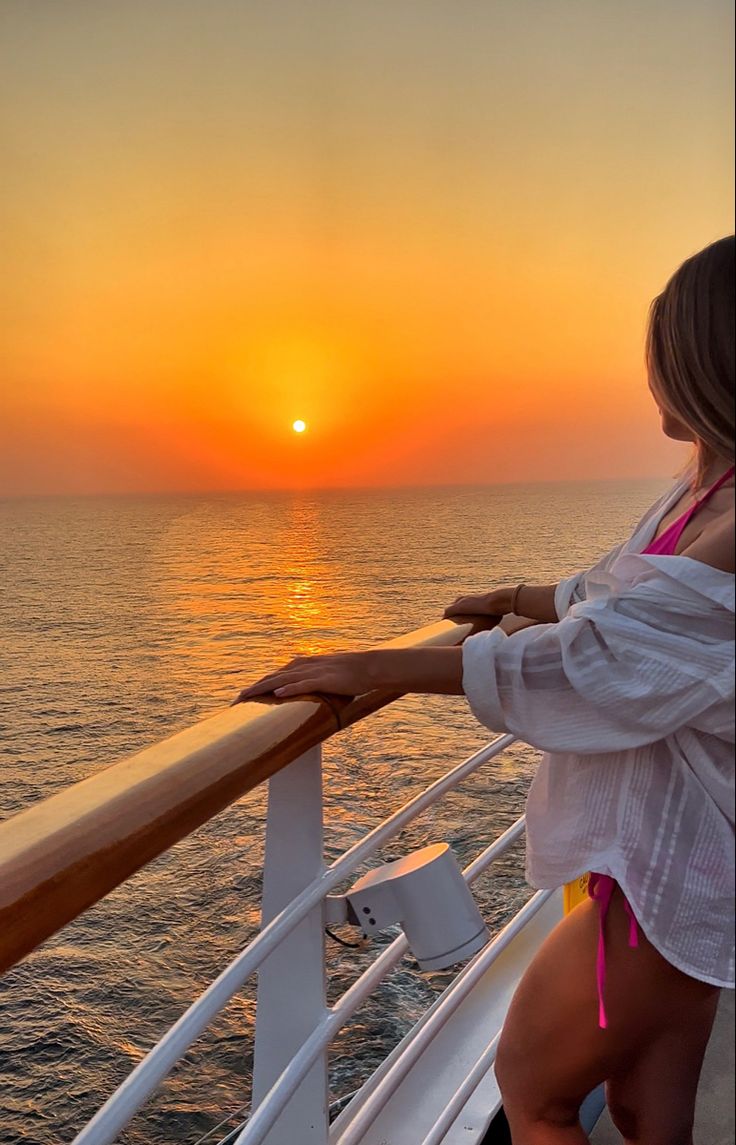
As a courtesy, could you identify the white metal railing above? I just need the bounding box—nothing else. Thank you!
[72,728,515,1140]
[328,890,552,1145]
[239,828,543,1145]
[69,730,530,1145]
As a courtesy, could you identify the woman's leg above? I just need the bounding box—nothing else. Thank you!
[604,985,718,1145]
[494,886,719,1144]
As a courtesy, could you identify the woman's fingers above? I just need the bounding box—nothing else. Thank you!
[237,672,342,701]
[239,672,303,699]
[444,592,503,618]
[235,654,341,702]
[236,670,298,700]
[238,674,285,696]
[273,679,326,697]
[235,650,376,703]
[444,596,477,617]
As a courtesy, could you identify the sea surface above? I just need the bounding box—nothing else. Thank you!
[0,479,668,1145]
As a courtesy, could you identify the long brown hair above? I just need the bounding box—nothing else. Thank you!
[646,235,735,484]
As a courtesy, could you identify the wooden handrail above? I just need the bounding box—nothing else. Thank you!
[0,617,489,974]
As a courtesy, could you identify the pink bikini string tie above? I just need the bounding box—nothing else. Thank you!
[588,873,639,1030]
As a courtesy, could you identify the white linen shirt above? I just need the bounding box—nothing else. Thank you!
[462,477,735,987]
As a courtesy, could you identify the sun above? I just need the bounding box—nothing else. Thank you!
[292,419,307,434]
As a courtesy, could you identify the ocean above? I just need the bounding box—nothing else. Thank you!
[0,478,668,1144]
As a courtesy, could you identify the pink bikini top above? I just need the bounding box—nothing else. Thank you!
[643,464,735,556]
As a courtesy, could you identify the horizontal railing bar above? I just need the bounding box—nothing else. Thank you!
[1,616,491,974]
[0,700,336,977]
[462,816,526,884]
[418,1031,502,1145]
[191,1102,251,1145]
[233,814,527,1145]
[71,734,515,1145]
[332,890,553,1145]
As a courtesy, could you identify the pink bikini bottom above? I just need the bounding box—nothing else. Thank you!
[588,872,639,1029]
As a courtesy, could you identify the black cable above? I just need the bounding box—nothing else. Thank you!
[324,926,364,949]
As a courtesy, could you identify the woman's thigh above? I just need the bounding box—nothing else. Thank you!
[495,886,719,1138]
[605,986,718,1144]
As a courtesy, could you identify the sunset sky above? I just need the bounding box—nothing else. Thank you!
[1,0,733,496]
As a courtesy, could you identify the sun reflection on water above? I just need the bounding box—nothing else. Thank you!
[150,493,351,696]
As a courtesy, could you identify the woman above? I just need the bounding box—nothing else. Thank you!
[239,235,734,1144]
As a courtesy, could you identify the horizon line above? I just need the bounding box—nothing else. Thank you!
[0,472,676,504]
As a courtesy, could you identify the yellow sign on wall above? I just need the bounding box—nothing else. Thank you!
[563,872,590,914]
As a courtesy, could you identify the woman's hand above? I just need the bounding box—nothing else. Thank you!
[444,584,559,625]
[444,587,512,619]
[235,646,465,703]
[235,651,380,702]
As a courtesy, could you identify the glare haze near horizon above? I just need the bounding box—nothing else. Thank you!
[1,0,733,498]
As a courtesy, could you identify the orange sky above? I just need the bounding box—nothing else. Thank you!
[1,1,734,496]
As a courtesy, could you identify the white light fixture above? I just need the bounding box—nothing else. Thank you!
[326,843,489,971]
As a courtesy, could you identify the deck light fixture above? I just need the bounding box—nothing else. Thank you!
[326,843,489,971]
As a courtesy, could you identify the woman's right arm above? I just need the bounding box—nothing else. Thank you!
[460,578,733,754]
[444,538,632,629]
[448,480,683,631]
[444,584,559,624]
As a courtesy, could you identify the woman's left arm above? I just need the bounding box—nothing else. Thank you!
[236,646,465,701]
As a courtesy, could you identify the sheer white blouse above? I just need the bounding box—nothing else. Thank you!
[462,478,735,987]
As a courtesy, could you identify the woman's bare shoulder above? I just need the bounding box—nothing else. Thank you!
[682,506,736,573]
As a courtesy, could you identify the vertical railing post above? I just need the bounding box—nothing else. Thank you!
[251,745,329,1143]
